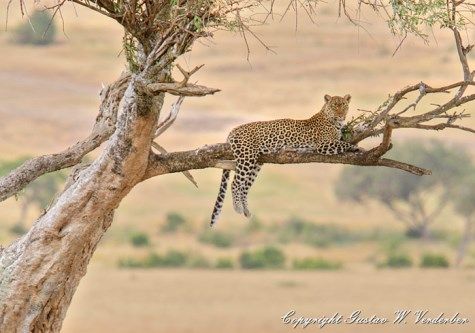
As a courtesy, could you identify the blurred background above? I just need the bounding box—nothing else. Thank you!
[1,2,475,332]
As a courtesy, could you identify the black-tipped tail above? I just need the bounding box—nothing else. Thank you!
[210,170,231,227]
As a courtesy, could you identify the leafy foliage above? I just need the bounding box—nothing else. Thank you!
[420,253,449,268]
[9,223,28,236]
[239,246,286,269]
[215,257,234,269]
[188,255,212,268]
[118,250,190,268]
[337,140,471,202]
[161,212,187,233]
[0,158,66,225]
[379,253,413,268]
[129,232,150,247]
[12,11,56,45]
[277,216,360,247]
[336,140,473,237]
[198,229,234,248]
[388,0,454,39]
[452,172,475,219]
[292,257,342,270]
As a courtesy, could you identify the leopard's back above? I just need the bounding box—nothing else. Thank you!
[210,94,358,226]
[227,115,339,155]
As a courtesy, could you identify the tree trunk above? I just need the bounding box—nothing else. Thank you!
[455,216,473,267]
[16,198,30,226]
[0,77,163,332]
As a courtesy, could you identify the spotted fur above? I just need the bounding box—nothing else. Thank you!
[210,94,360,226]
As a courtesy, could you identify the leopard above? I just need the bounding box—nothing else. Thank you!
[210,94,361,226]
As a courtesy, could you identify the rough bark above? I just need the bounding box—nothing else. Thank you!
[0,75,162,332]
[0,74,130,202]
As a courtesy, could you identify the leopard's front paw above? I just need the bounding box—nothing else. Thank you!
[349,146,365,153]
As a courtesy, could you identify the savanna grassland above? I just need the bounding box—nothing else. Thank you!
[1,1,475,332]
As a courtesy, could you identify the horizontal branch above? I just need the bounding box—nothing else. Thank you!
[147,82,220,96]
[143,142,431,181]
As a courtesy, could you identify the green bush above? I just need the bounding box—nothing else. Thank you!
[118,250,189,268]
[144,253,163,267]
[118,257,146,268]
[198,230,234,248]
[13,11,56,45]
[161,250,188,267]
[161,212,187,233]
[245,216,263,233]
[9,223,27,236]
[292,257,342,270]
[380,253,413,268]
[260,246,286,268]
[239,246,286,269]
[129,232,150,247]
[277,217,358,247]
[276,216,311,243]
[240,252,264,269]
[188,256,211,269]
[215,257,234,269]
[420,253,450,268]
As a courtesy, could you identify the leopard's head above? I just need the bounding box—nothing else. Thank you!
[323,94,351,122]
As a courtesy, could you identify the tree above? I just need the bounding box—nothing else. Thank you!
[335,140,472,238]
[0,158,66,235]
[12,10,56,45]
[452,173,475,266]
[1,0,475,331]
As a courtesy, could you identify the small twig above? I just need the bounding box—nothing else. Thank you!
[395,82,427,115]
[155,96,184,137]
[176,63,204,87]
[392,33,407,57]
[153,97,198,188]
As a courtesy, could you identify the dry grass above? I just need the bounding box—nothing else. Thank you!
[62,266,475,333]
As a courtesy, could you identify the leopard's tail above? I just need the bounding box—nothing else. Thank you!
[210,169,231,227]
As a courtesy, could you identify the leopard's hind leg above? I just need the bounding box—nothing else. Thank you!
[240,162,262,218]
[231,173,244,214]
[231,155,258,216]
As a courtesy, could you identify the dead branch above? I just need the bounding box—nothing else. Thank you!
[176,64,204,87]
[152,96,198,187]
[155,96,185,136]
[147,82,220,96]
[0,73,130,202]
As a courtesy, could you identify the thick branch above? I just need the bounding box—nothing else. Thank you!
[147,82,220,96]
[143,142,431,181]
[0,74,130,202]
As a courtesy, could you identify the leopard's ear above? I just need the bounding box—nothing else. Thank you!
[344,94,351,102]
[324,94,332,102]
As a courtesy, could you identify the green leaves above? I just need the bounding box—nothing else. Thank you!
[388,0,460,39]
[335,139,474,235]
[0,157,66,209]
[336,139,472,205]
[122,33,140,73]
[193,16,203,32]
[452,173,475,218]
[12,11,57,46]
